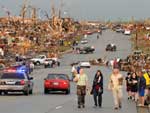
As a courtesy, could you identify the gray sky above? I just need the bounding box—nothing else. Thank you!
[0,0,150,21]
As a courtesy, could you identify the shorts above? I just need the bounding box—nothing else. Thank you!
[139,89,145,97]
[131,86,138,92]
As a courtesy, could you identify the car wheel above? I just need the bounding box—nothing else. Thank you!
[4,91,8,95]
[0,91,2,95]
[44,88,49,94]
[24,89,29,96]
[29,90,33,94]
[65,88,70,94]
[36,61,40,65]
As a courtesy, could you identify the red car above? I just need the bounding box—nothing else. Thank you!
[44,73,70,94]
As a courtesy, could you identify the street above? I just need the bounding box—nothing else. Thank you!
[0,30,137,113]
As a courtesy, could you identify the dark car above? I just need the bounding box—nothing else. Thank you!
[44,73,70,94]
[0,71,33,95]
[106,44,117,51]
[76,46,95,54]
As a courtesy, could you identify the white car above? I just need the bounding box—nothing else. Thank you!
[79,61,91,68]
[124,30,131,35]
[31,55,47,65]
[81,39,88,44]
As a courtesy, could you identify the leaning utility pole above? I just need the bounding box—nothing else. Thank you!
[20,0,28,23]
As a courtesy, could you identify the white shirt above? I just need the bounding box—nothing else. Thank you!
[110,73,123,89]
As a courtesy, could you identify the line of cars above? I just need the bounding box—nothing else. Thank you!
[0,63,70,96]
[114,26,131,35]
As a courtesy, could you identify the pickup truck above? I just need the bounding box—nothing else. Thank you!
[31,55,47,65]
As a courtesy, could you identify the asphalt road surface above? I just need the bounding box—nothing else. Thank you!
[0,30,138,113]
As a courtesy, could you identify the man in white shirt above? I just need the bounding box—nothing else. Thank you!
[108,68,124,110]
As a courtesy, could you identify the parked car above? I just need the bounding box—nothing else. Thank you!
[133,50,143,56]
[76,46,95,54]
[44,73,70,94]
[115,27,124,33]
[79,61,91,68]
[106,44,117,51]
[124,30,131,35]
[0,71,33,95]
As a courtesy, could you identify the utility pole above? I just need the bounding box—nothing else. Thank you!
[135,30,138,50]
[135,25,138,50]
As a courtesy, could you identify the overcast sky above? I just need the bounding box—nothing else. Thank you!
[0,0,150,21]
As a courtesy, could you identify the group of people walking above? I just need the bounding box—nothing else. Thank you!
[73,69,103,109]
[72,67,125,110]
[72,66,150,110]
[126,70,150,106]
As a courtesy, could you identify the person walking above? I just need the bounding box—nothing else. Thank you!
[73,69,89,108]
[130,72,138,101]
[108,68,124,110]
[125,72,132,100]
[97,34,100,39]
[92,70,103,108]
[138,71,146,106]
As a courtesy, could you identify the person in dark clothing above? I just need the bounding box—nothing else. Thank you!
[130,72,138,101]
[138,71,146,106]
[92,70,103,108]
[113,58,119,69]
[97,35,100,39]
[125,72,132,100]
[76,66,81,74]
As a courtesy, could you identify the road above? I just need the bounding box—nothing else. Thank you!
[0,30,137,113]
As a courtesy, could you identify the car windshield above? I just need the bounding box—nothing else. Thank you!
[0,73,25,79]
[46,59,52,61]
[47,74,68,80]
[35,56,44,59]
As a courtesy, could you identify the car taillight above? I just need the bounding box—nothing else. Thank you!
[20,80,25,85]
[45,80,50,85]
[63,82,67,85]
[63,81,68,85]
